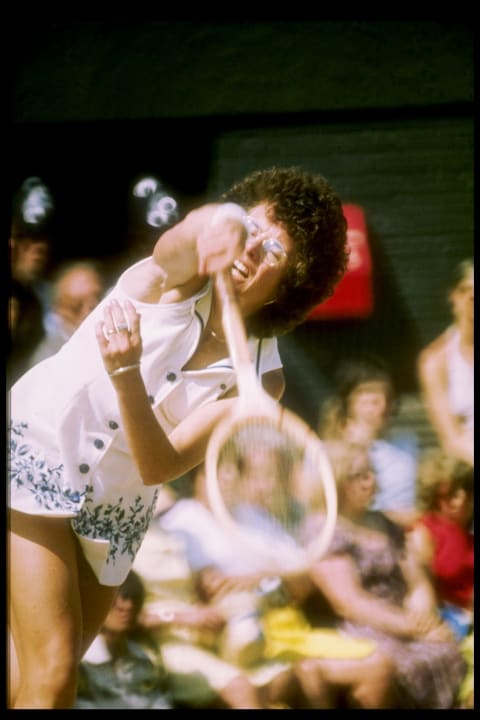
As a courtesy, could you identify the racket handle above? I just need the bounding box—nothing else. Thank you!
[216,270,259,393]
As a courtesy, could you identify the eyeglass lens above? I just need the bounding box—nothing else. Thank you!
[245,216,286,267]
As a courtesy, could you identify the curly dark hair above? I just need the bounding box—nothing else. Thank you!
[221,166,348,337]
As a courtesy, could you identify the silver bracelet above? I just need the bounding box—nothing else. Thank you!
[108,363,140,377]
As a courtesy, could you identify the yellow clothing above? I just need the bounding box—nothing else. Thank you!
[262,606,376,661]
[457,630,474,707]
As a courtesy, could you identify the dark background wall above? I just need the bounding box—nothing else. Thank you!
[9,20,473,426]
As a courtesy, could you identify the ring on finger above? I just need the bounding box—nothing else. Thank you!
[116,323,129,333]
[106,328,117,336]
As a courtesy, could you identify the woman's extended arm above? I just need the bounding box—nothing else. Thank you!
[93,204,256,484]
[95,298,232,484]
[96,298,284,485]
[120,204,248,304]
[309,553,444,641]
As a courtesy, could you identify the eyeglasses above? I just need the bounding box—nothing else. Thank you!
[245,216,288,268]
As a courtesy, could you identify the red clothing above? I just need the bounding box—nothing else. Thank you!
[416,512,474,608]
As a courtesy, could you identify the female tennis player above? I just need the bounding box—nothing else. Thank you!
[8,166,348,708]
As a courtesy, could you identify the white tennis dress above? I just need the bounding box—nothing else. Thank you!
[8,258,282,586]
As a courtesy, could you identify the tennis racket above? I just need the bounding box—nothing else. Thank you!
[205,270,337,574]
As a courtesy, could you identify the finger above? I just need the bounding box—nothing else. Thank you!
[95,320,109,350]
[107,299,131,333]
[123,299,141,336]
[101,300,134,341]
[102,304,117,338]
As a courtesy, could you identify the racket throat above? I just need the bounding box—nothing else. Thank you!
[235,365,262,401]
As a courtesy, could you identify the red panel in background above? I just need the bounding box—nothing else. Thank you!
[308,203,374,320]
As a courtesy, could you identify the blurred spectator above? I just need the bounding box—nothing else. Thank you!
[156,464,397,709]
[75,570,172,709]
[290,644,396,709]
[8,177,54,387]
[10,177,54,302]
[28,259,105,367]
[408,447,474,708]
[456,631,474,710]
[409,448,473,623]
[417,258,473,466]
[307,439,467,709]
[133,481,296,709]
[318,354,419,528]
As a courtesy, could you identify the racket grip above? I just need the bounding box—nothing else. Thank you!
[216,270,254,371]
[215,269,237,304]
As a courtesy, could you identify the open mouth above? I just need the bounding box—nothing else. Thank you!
[232,259,250,279]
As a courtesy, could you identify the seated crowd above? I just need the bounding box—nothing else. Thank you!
[76,433,473,709]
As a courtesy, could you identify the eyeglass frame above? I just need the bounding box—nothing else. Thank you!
[244,215,288,268]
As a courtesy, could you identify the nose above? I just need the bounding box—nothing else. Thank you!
[245,234,264,262]
[360,470,376,488]
[115,596,136,616]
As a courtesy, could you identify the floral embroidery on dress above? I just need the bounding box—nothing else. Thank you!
[9,421,85,513]
[9,420,158,568]
[73,488,159,566]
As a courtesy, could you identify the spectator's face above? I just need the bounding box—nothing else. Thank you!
[56,269,104,327]
[340,452,377,516]
[103,594,139,633]
[347,382,390,433]
[438,487,474,529]
[11,235,50,283]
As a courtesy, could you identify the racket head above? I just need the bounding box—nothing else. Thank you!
[205,403,337,574]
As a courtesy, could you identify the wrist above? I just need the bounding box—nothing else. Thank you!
[157,609,175,624]
[108,362,141,378]
[212,203,249,231]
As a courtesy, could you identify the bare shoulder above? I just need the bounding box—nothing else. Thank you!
[121,206,218,303]
[418,327,453,375]
[407,522,434,566]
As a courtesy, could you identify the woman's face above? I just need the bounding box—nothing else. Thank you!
[56,269,104,328]
[11,235,50,282]
[438,486,474,529]
[104,594,139,633]
[231,203,295,316]
[346,381,390,434]
[339,450,377,517]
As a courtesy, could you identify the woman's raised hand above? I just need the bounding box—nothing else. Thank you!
[95,299,143,377]
[196,203,248,276]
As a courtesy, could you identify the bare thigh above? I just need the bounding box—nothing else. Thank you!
[74,532,118,656]
[8,510,117,672]
[303,648,393,687]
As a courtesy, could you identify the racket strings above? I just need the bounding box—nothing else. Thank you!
[214,417,328,550]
